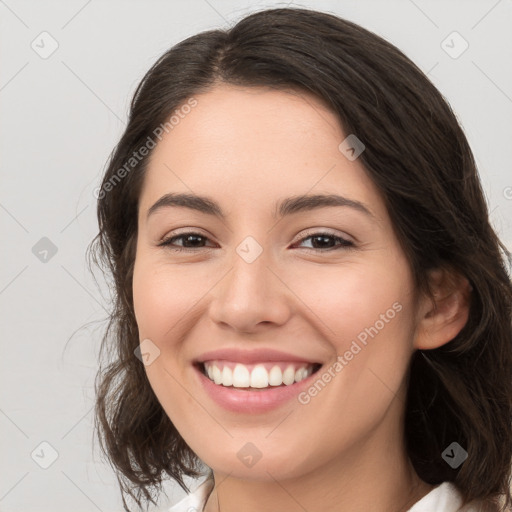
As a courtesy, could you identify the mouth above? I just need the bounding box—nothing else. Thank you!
[192,348,325,413]
[196,360,323,390]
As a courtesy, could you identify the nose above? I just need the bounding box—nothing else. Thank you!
[208,247,292,334]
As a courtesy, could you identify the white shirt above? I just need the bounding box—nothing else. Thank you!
[167,478,490,511]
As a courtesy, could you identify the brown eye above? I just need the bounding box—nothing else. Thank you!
[158,232,214,251]
[294,232,354,251]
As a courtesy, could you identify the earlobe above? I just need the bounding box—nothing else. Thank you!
[413,267,472,351]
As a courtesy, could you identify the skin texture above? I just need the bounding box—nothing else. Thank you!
[132,85,472,512]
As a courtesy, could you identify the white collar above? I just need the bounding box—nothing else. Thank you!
[407,482,463,511]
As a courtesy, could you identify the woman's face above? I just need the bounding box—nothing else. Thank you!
[133,84,423,480]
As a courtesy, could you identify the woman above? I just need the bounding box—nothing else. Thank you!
[91,7,512,512]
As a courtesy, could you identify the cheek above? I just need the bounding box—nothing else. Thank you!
[289,262,412,345]
[132,258,204,341]
[132,259,205,433]
[289,261,416,402]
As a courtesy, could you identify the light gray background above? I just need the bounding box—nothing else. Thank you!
[1,0,511,510]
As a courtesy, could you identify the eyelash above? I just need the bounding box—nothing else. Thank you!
[157,230,355,253]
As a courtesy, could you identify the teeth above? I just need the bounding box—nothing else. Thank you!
[282,366,295,385]
[250,365,269,388]
[268,366,283,386]
[212,365,222,385]
[222,366,233,386]
[232,364,250,387]
[203,361,315,389]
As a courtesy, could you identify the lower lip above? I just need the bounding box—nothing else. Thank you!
[194,364,320,413]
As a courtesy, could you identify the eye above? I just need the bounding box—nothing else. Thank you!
[157,232,215,252]
[292,231,355,252]
[157,230,354,253]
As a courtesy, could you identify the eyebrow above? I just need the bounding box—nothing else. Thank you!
[146,192,375,221]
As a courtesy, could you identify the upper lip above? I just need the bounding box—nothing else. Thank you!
[195,348,322,365]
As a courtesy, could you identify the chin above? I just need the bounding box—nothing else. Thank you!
[197,441,313,482]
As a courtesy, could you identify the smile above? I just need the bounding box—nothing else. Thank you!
[193,348,324,413]
[200,360,320,389]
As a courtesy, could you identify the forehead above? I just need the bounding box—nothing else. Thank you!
[139,85,386,224]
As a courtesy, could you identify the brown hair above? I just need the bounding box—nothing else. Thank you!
[89,7,512,511]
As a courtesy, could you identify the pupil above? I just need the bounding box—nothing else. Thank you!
[313,235,333,248]
[185,235,203,247]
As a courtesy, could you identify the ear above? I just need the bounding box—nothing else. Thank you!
[413,267,473,350]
